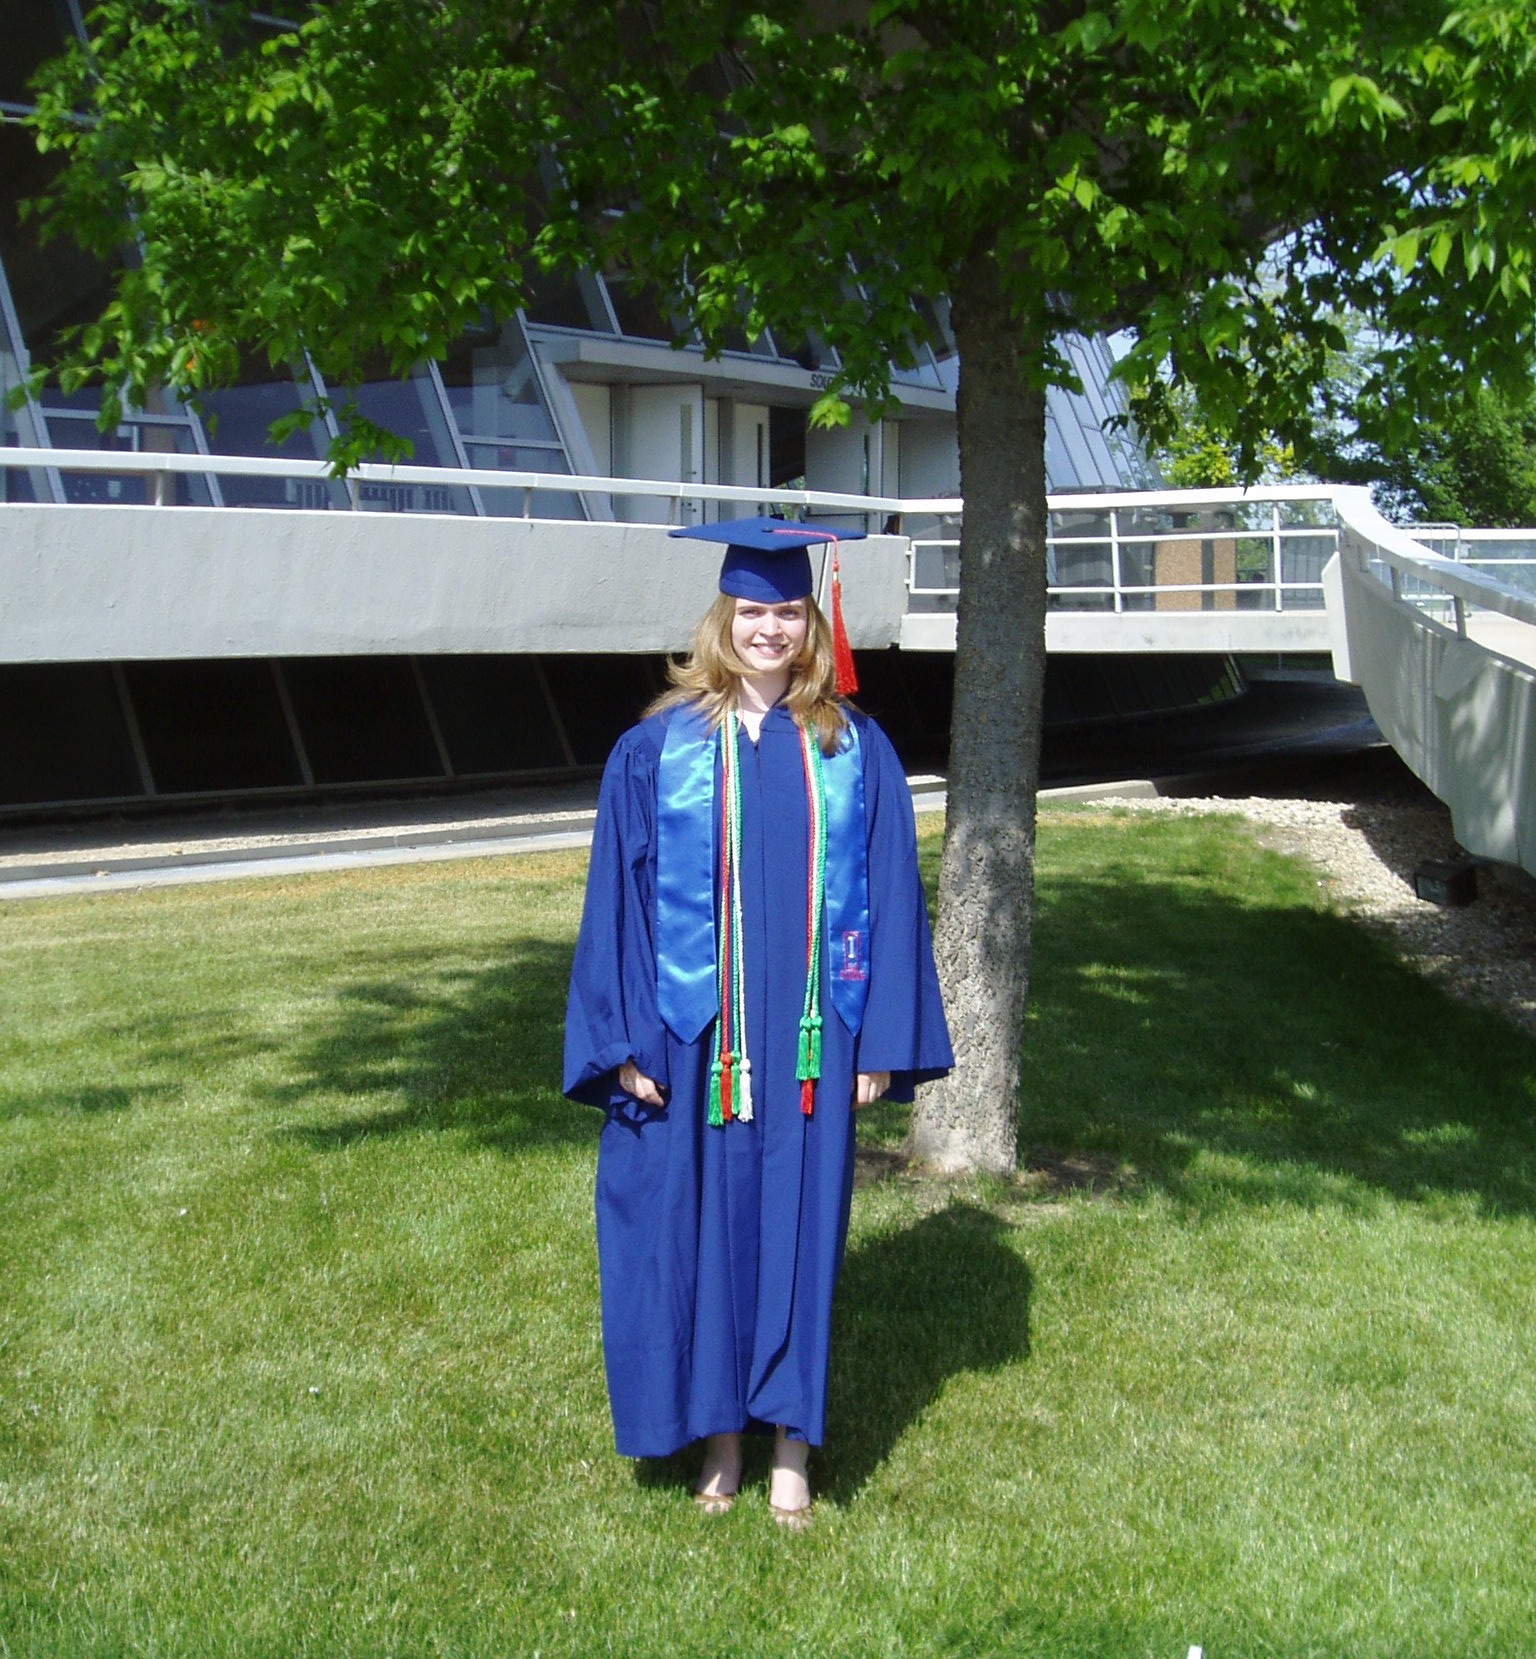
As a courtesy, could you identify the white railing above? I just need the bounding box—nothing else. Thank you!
[1334,491,1536,652]
[0,443,911,523]
[0,448,1347,616]
[908,486,1338,615]
[6,447,1535,636]
[1405,527,1536,603]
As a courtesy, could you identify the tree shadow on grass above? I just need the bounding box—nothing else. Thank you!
[824,1203,1031,1501]
[0,1081,176,1121]
[1026,866,1536,1217]
[268,935,598,1156]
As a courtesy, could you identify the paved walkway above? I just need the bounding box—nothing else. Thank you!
[1468,611,1536,671]
[0,776,1157,901]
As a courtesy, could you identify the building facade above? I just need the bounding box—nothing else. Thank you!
[1,0,1175,816]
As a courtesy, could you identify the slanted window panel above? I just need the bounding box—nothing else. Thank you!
[121,661,304,793]
[1,267,48,500]
[440,324,561,445]
[344,363,454,465]
[200,357,340,508]
[914,297,956,363]
[0,0,76,109]
[521,269,595,332]
[415,657,568,774]
[280,658,446,785]
[39,410,207,505]
[0,127,113,374]
[603,273,677,343]
[442,321,580,517]
[321,356,474,513]
[780,335,823,371]
[0,663,142,806]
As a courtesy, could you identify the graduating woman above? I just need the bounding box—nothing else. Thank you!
[563,516,952,1526]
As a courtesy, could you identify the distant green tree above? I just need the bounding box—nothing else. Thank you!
[1319,384,1536,527]
[1153,381,1299,490]
[24,1,1536,1172]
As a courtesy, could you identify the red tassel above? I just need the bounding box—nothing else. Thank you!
[800,1077,815,1116]
[721,1061,734,1123]
[830,546,858,696]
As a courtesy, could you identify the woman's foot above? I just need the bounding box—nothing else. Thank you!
[769,1425,813,1529]
[693,1431,742,1515]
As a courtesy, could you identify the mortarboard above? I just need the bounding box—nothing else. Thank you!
[669,516,866,692]
[668,515,865,602]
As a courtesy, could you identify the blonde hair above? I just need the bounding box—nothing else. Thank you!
[648,592,849,754]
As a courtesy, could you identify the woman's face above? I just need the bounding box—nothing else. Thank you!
[731,597,808,679]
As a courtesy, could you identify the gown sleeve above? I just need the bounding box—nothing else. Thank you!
[563,724,672,1108]
[852,717,954,1102]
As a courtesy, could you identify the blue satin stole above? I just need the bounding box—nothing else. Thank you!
[655,706,871,1043]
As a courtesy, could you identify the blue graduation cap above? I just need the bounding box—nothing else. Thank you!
[669,515,867,603]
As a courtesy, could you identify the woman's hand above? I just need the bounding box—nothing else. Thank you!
[618,1060,665,1106]
[853,1071,891,1108]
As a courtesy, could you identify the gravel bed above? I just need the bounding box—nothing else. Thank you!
[1086,782,1536,1039]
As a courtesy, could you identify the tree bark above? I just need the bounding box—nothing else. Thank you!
[904,248,1049,1177]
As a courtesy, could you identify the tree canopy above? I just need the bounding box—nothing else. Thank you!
[25,0,1536,1170]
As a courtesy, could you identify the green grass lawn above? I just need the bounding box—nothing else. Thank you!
[2,810,1534,1658]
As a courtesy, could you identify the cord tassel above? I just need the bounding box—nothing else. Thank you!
[829,540,858,696]
[708,1058,724,1128]
[796,1013,823,1081]
[736,1055,753,1123]
[800,1078,816,1116]
[719,1052,734,1123]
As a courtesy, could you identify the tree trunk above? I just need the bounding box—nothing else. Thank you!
[904,250,1049,1177]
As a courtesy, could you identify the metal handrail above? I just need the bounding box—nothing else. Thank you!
[1331,487,1536,630]
[6,444,1532,626]
[0,447,1355,519]
[0,444,913,516]
[909,486,1338,613]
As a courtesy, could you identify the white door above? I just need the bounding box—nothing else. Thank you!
[621,384,705,523]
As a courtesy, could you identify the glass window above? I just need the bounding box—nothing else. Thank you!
[465,442,581,519]
[40,412,207,505]
[603,272,677,342]
[0,0,76,109]
[779,334,823,371]
[337,358,456,466]
[321,357,477,512]
[199,356,340,508]
[521,269,596,332]
[440,323,561,445]
[0,437,40,503]
[0,127,116,373]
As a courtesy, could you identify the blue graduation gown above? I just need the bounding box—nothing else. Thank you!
[563,703,953,1457]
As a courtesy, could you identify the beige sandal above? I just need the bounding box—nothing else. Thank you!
[769,1499,814,1531]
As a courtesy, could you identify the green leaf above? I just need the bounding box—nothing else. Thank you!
[1390,231,1422,273]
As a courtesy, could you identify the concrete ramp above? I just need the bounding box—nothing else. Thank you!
[1327,490,1536,880]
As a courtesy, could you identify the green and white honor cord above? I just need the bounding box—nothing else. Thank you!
[706,711,829,1127]
[708,709,752,1125]
[796,720,827,1115]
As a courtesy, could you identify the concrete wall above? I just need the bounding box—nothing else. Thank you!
[0,505,912,663]
[899,608,1333,654]
[1328,545,1536,878]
